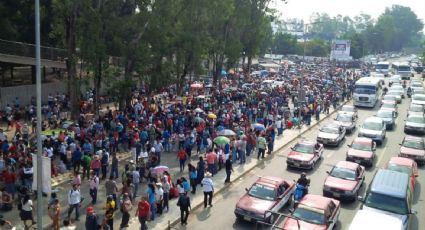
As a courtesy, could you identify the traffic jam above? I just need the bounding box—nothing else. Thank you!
[233,70,423,229]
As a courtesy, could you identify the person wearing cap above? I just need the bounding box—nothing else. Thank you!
[85,206,99,230]
[89,171,99,205]
[155,182,164,215]
[201,172,214,208]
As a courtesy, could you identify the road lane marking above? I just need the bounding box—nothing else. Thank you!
[376,146,387,167]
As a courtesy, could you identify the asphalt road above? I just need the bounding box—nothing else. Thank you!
[178,77,425,230]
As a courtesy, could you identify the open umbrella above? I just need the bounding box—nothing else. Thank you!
[193,117,205,124]
[191,83,203,89]
[252,123,265,131]
[221,70,227,76]
[207,113,217,119]
[218,129,236,136]
[213,136,230,145]
[150,165,169,177]
[194,108,204,113]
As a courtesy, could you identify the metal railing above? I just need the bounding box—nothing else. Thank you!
[0,39,67,61]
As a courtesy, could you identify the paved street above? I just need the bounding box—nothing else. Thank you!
[178,76,425,230]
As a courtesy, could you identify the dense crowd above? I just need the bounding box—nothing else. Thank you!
[0,59,363,229]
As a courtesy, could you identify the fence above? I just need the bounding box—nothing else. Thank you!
[0,39,67,61]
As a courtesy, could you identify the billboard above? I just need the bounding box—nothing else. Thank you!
[330,40,352,61]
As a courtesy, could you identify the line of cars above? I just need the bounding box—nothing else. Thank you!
[233,78,424,229]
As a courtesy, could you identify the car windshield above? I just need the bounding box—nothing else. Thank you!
[383,96,396,101]
[387,91,399,96]
[292,204,326,225]
[336,115,352,122]
[354,86,376,95]
[387,163,412,176]
[407,116,425,123]
[381,103,395,108]
[330,167,356,180]
[365,192,408,215]
[410,106,423,112]
[413,95,425,101]
[403,139,424,149]
[342,106,354,112]
[293,143,314,154]
[376,111,393,118]
[362,122,382,130]
[320,127,339,134]
[248,183,276,201]
[351,142,372,151]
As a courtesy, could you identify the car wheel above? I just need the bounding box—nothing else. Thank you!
[310,161,316,170]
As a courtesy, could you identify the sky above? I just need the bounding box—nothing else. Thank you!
[274,0,425,23]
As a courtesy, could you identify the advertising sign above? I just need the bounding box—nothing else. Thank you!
[330,40,352,61]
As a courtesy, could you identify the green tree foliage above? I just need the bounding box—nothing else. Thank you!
[273,33,299,55]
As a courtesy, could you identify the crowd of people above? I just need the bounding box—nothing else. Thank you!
[0,59,364,229]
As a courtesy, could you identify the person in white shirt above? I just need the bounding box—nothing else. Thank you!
[89,172,99,205]
[132,168,140,198]
[276,116,283,136]
[201,172,214,208]
[156,183,164,214]
[67,184,81,221]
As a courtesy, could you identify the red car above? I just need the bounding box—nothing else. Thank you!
[280,194,340,230]
[346,137,376,167]
[234,176,295,223]
[399,135,425,165]
[385,157,419,190]
[287,139,324,170]
[323,161,365,200]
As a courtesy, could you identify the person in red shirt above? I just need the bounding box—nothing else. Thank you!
[205,150,217,175]
[3,169,16,199]
[177,148,187,172]
[135,196,150,230]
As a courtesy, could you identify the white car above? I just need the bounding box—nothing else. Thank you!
[412,94,425,106]
[389,75,402,85]
[358,117,386,145]
[317,123,346,146]
[386,91,402,103]
[404,115,425,134]
[407,104,424,116]
[340,105,358,119]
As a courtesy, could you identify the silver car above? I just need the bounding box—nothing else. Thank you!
[408,104,424,116]
[375,109,396,130]
[358,117,386,145]
[404,115,425,134]
[334,112,356,133]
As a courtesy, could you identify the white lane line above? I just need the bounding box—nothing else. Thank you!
[376,146,387,167]
[326,150,336,158]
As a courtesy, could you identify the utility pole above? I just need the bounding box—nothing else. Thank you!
[34,0,43,229]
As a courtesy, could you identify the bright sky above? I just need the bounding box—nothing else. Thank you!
[274,0,425,24]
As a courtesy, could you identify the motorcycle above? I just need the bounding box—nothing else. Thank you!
[403,81,407,89]
[407,87,412,98]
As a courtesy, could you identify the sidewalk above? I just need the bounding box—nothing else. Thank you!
[126,101,350,230]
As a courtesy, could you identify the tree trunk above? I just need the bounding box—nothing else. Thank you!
[124,58,134,108]
[247,55,252,77]
[66,4,79,119]
[93,57,102,117]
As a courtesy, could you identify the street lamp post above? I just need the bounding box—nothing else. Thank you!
[34,0,43,229]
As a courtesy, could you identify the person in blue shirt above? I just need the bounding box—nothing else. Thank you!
[162,129,171,152]
[72,147,82,173]
[146,183,156,220]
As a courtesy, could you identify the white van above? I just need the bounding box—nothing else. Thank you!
[349,209,403,230]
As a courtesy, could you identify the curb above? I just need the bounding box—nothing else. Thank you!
[163,100,351,229]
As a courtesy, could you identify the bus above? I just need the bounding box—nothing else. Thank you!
[391,62,412,80]
[353,77,382,108]
[375,61,390,76]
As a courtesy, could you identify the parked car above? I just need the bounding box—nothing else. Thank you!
[399,136,425,165]
[334,112,356,133]
[385,157,419,191]
[404,114,425,134]
[280,194,340,230]
[407,104,424,116]
[323,161,365,200]
[317,123,346,146]
[358,117,386,145]
[346,137,376,167]
[234,176,295,223]
[287,139,324,170]
[375,109,396,130]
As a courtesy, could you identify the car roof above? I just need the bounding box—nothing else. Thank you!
[409,104,423,108]
[298,139,316,146]
[364,117,383,123]
[353,137,373,144]
[335,161,359,171]
[388,157,414,168]
[370,169,409,199]
[255,176,286,187]
[342,105,354,109]
[300,194,338,210]
[407,114,424,118]
[322,123,340,128]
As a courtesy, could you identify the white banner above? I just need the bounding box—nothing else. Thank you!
[32,154,52,193]
[330,40,351,60]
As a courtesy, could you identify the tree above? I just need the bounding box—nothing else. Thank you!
[273,32,299,55]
